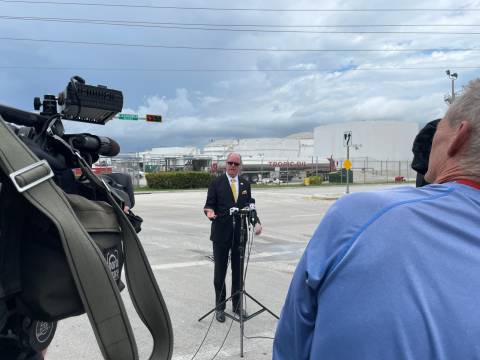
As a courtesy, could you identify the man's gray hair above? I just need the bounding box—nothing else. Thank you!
[227,152,242,164]
[445,78,480,172]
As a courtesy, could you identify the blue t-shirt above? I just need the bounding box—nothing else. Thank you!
[273,183,480,360]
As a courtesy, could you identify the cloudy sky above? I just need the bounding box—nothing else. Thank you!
[0,0,479,152]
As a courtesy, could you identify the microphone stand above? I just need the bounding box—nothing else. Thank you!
[198,208,279,358]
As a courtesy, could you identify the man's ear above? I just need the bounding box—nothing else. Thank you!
[448,120,471,157]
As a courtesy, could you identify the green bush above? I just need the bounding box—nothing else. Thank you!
[308,176,323,185]
[146,171,214,189]
[328,169,353,183]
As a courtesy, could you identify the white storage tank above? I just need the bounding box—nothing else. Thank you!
[314,121,419,161]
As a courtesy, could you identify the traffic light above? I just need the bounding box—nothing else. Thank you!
[145,114,162,122]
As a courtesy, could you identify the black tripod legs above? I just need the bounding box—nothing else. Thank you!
[243,291,279,320]
[197,294,234,322]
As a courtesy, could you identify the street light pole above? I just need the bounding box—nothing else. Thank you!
[346,145,350,194]
[446,70,458,104]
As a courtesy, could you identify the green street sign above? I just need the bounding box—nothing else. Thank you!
[118,113,139,121]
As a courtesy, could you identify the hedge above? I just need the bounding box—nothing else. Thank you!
[328,169,353,183]
[146,171,214,189]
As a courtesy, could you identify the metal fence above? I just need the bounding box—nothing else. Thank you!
[106,155,417,187]
[337,159,415,184]
[110,156,144,187]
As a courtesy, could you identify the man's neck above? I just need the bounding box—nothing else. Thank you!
[435,173,480,185]
[432,161,480,185]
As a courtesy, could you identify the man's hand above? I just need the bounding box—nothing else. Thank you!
[205,208,217,220]
[254,223,262,235]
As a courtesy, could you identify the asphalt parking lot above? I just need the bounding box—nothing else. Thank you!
[46,183,409,360]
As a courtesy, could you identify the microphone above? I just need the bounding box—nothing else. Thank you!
[248,199,259,225]
[239,206,251,213]
[65,133,120,157]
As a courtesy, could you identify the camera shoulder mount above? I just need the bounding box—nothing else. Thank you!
[0,117,173,360]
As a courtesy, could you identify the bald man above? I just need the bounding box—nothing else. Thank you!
[274,79,480,359]
[204,152,261,322]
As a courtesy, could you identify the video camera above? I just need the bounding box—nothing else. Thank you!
[0,76,140,359]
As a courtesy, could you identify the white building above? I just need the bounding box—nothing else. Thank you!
[314,121,419,161]
[203,133,316,165]
[202,134,331,182]
[202,139,238,160]
[132,121,421,181]
[147,146,200,157]
[138,146,208,171]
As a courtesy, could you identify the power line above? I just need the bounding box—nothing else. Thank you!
[0,0,479,12]
[4,15,480,29]
[0,65,479,72]
[2,15,480,35]
[1,36,479,52]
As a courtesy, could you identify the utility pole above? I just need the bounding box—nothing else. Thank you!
[445,70,458,104]
[346,145,350,194]
[343,131,352,194]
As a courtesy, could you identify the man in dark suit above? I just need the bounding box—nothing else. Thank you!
[204,152,262,322]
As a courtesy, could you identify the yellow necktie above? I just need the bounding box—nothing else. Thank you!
[230,178,237,202]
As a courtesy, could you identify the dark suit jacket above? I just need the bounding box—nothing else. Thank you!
[204,174,252,243]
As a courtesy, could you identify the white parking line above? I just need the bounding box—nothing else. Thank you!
[151,250,294,270]
[152,260,211,270]
[172,343,272,360]
[290,213,322,218]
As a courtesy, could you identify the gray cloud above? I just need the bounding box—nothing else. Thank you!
[1,0,479,152]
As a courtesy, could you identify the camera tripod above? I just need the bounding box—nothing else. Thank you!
[198,209,279,357]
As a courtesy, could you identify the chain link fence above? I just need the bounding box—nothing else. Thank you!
[105,155,417,187]
[109,155,209,187]
[337,159,415,184]
[110,155,144,187]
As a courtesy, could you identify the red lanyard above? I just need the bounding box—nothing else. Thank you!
[456,180,480,190]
